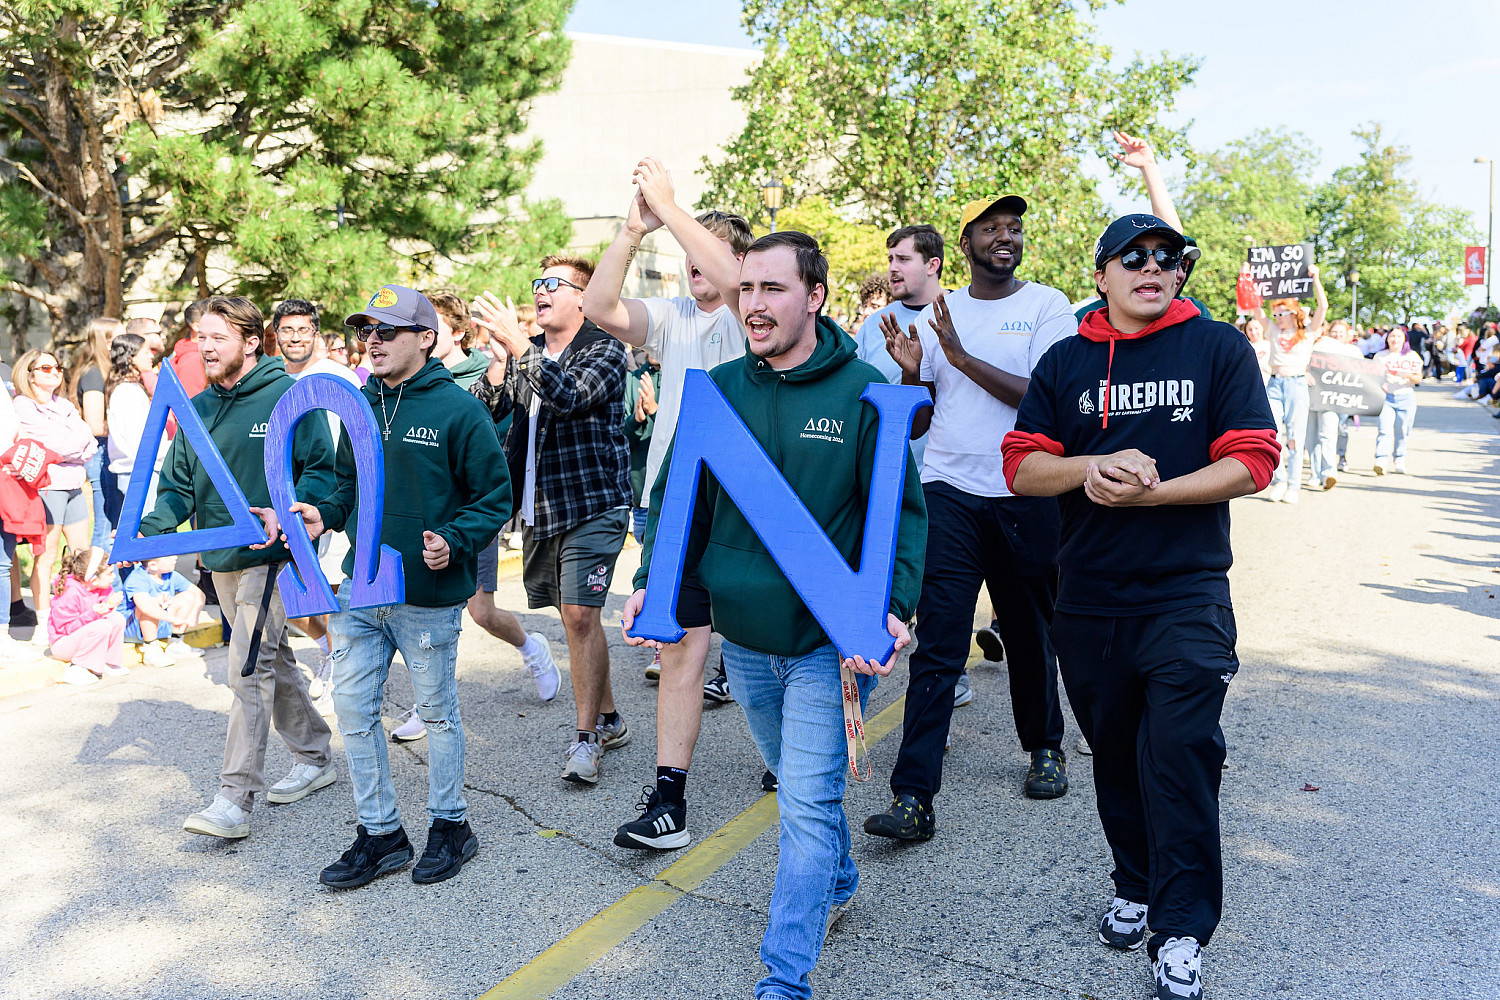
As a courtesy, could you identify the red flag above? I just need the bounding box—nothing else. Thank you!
[1236,264,1262,312]
[1464,246,1486,286]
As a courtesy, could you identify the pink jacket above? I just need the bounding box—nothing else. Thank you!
[13,394,96,490]
[48,577,110,644]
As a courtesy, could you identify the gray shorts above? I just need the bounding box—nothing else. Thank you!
[40,488,89,527]
[476,534,500,593]
[522,508,628,610]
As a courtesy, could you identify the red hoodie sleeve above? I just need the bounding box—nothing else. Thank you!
[1001,431,1064,493]
[1210,428,1280,491]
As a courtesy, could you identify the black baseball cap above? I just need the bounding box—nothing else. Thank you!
[1092,214,1188,270]
[344,284,439,332]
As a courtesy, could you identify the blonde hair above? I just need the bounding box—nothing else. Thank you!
[540,254,595,288]
[65,317,122,404]
[13,349,60,403]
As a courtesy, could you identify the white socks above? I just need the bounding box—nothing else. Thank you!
[315,634,331,655]
[518,634,543,662]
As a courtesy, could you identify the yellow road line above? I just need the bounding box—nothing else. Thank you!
[479,646,981,1000]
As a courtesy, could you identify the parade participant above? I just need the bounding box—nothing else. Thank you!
[471,257,633,786]
[276,284,513,888]
[1243,319,1271,385]
[1373,327,1423,476]
[1003,214,1278,1000]
[867,194,1074,847]
[622,230,926,1000]
[138,296,339,840]
[581,160,754,840]
[1307,319,1361,489]
[1250,267,1327,503]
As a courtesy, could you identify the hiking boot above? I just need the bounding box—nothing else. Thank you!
[1024,749,1068,799]
[863,793,934,841]
[613,786,691,850]
[320,825,413,889]
[412,818,479,884]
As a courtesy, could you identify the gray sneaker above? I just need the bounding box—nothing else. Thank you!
[183,794,250,839]
[953,672,973,707]
[266,762,337,804]
[562,739,602,785]
[597,713,631,750]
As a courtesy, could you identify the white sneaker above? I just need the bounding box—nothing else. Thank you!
[266,762,336,804]
[183,794,250,839]
[561,739,602,785]
[1393,461,1407,474]
[61,663,98,685]
[1280,489,1300,505]
[142,641,175,667]
[100,662,131,677]
[308,652,334,699]
[1266,481,1287,503]
[953,671,973,707]
[166,638,194,657]
[523,632,560,702]
[391,706,427,743]
[0,636,43,663]
[1098,896,1149,950]
[1153,936,1203,999]
[506,533,525,551]
[1077,734,1092,756]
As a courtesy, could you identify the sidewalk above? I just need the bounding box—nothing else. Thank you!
[0,381,1495,1000]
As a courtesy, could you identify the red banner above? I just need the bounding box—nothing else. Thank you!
[1464,245,1486,286]
[1236,264,1262,312]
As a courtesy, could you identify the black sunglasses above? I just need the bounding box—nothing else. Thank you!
[532,276,584,294]
[353,323,424,343]
[1118,246,1185,271]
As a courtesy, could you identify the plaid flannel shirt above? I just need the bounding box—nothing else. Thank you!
[470,320,632,540]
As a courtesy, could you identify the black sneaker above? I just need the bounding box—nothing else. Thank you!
[319,825,413,888]
[412,818,479,884]
[703,671,733,704]
[1024,749,1068,799]
[8,601,36,627]
[863,793,934,841]
[613,786,691,850]
[975,621,1004,662]
[761,770,778,792]
[1098,896,1148,950]
[1152,936,1203,999]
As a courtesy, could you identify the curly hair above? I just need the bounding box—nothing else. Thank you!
[104,332,147,407]
[1267,298,1310,343]
[52,549,94,598]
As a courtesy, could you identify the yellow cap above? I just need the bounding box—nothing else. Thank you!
[957,195,1028,242]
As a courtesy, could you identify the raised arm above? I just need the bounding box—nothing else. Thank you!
[1307,263,1328,336]
[1113,130,1182,232]
[582,190,662,348]
[634,157,743,317]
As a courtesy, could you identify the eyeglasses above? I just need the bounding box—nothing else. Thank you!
[1118,247,1185,271]
[277,324,318,338]
[1273,311,1293,318]
[352,323,423,343]
[29,363,58,374]
[532,276,585,294]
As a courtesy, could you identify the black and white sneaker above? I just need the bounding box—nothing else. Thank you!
[1097,896,1148,950]
[703,671,733,704]
[613,786,691,850]
[975,621,1004,662]
[1153,936,1203,999]
[761,770,778,792]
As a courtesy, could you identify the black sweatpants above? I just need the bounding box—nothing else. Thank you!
[889,481,1064,807]
[1051,604,1238,952]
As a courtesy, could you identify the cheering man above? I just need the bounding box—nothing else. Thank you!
[281,284,513,888]
[582,158,754,848]
[140,296,338,841]
[623,231,926,1000]
[1003,215,1278,1000]
[867,195,1075,845]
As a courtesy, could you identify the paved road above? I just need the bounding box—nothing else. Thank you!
[2,381,1496,1000]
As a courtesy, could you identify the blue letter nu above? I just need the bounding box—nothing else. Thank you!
[626,369,929,664]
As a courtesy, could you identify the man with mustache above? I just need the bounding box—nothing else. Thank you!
[868,195,1076,844]
[1003,215,1278,1000]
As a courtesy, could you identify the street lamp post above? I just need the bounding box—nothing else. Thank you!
[761,175,784,233]
[1350,270,1360,328]
[1477,156,1493,313]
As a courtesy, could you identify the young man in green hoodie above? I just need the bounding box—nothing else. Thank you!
[278,284,514,888]
[140,295,340,841]
[621,232,927,1000]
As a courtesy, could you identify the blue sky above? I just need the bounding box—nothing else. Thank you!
[569,0,1500,306]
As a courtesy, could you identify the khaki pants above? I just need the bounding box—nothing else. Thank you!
[213,565,332,810]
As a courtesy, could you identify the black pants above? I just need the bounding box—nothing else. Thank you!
[1051,605,1237,951]
[889,482,1063,806]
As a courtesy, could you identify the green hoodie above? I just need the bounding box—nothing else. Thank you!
[319,357,512,608]
[141,355,337,572]
[634,317,927,658]
[447,349,491,390]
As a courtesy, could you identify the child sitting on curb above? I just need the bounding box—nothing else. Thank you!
[49,551,127,684]
[123,556,205,667]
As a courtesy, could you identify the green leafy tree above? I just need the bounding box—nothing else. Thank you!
[1,0,574,348]
[1176,128,1317,321]
[774,196,888,318]
[700,0,1198,299]
[1310,125,1477,324]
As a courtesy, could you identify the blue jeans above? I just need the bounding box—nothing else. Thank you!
[0,530,13,626]
[1375,390,1417,463]
[1306,410,1350,483]
[720,640,874,1000]
[1266,376,1310,493]
[85,443,111,551]
[329,582,467,834]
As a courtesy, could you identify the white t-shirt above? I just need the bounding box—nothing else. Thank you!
[521,345,565,526]
[916,282,1076,497]
[854,299,932,469]
[105,382,168,475]
[1267,327,1315,375]
[640,297,745,493]
[1477,334,1499,366]
[289,359,363,443]
[1374,348,1422,394]
[1250,340,1271,384]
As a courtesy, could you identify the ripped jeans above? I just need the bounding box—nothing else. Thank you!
[329,581,466,835]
